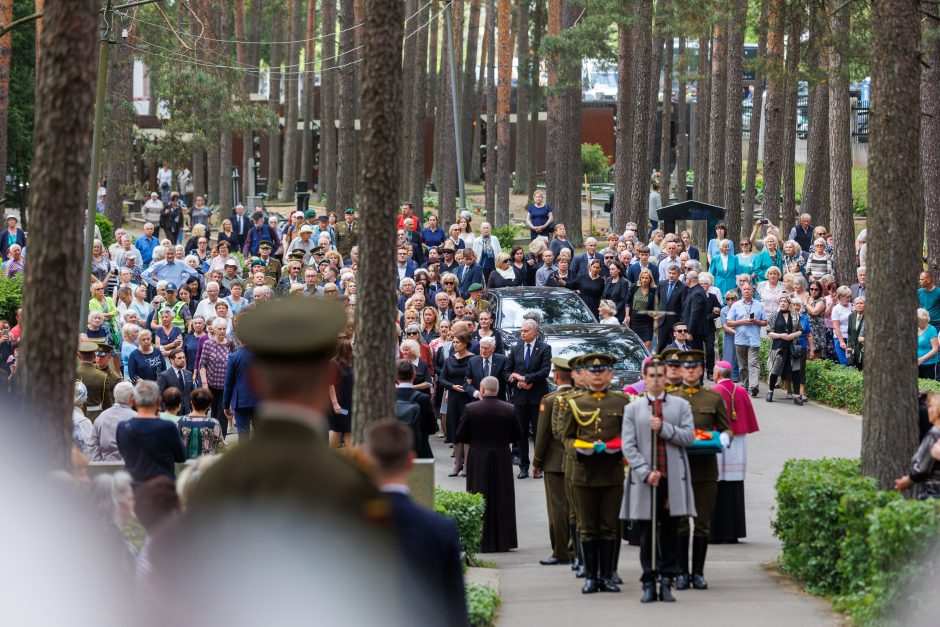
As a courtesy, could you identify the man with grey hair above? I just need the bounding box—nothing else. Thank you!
[535,250,557,287]
[507,318,552,478]
[851,266,867,300]
[571,237,603,279]
[788,212,814,251]
[253,285,273,304]
[88,381,136,461]
[468,335,509,401]
[681,270,708,353]
[194,281,222,319]
[116,380,186,482]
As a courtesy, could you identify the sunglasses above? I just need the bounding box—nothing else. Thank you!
[444,281,455,285]
[406,331,418,336]
[674,329,688,334]
[681,363,701,369]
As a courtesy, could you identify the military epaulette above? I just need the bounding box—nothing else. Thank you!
[607,389,632,401]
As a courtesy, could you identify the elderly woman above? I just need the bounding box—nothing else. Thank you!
[806,238,834,279]
[397,277,417,312]
[711,239,740,296]
[446,224,466,251]
[752,235,784,283]
[73,381,93,454]
[89,282,120,348]
[90,239,113,284]
[85,311,109,347]
[917,308,939,380]
[154,308,183,361]
[440,272,460,302]
[488,252,516,289]
[130,285,153,322]
[399,338,433,393]
[766,295,804,405]
[782,240,806,276]
[830,285,854,366]
[598,300,619,325]
[707,224,735,264]
[183,315,207,373]
[472,221,501,280]
[120,323,140,379]
[90,471,137,574]
[199,318,233,436]
[699,272,724,377]
[128,329,166,383]
[526,189,554,240]
[758,266,785,320]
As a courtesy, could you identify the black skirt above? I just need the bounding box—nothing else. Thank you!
[709,481,747,543]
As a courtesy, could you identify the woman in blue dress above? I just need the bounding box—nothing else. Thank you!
[525,190,554,240]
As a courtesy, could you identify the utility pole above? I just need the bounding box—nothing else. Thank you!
[444,1,466,212]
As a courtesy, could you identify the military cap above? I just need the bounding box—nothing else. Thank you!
[95,344,113,355]
[304,209,317,219]
[251,210,265,220]
[78,340,99,353]
[235,298,347,362]
[468,282,484,292]
[574,353,616,371]
[657,347,683,364]
[676,349,705,366]
[551,356,573,372]
[259,240,273,250]
[165,282,178,291]
[345,207,356,215]
[249,257,266,268]
[288,250,307,260]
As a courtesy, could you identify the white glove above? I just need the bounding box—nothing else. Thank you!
[719,432,731,449]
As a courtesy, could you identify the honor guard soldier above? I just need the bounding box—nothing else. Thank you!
[669,350,731,591]
[658,347,684,392]
[556,357,587,578]
[94,344,121,411]
[77,341,110,420]
[533,356,576,566]
[555,353,631,594]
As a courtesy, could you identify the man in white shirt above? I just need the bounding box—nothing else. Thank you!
[194,281,223,319]
[658,241,681,279]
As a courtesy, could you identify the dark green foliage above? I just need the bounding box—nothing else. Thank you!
[833,488,901,597]
[434,487,486,559]
[580,143,610,177]
[465,582,501,627]
[492,224,522,251]
[7,0,38,190]
[95,214,115,249]
[0,273,23,322]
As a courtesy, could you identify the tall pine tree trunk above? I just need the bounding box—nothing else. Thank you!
[675,37,688,206]
[410,0,430,212]
[461,0,482,180]
[301,0,317,186]
[558,2,583,244]
[218,2,234,213]
[495,0,511,225]
[545,0,561,211]
[427,0,440,119]
[102,23,134,228]
[707,17,728,207]
[762,0,785,224]
[512,0,530,194]
[0,0,11,213]
[723,0,747,242]
[280,0,302,200]
[743,0,768,239]
[336,0,358,211]
[629,0,652,230]
[234,0,251,201]
[827,0,854,285]
[614,19,635,232]
[470,26,488,184]
[659,27,673,198]
[801,1,830,229]
[321,0,337,210]
[527,0,544,197]
[437,2,457,226]
[400,0,418,198]
[352,0,404,442]
[693,34,709,205]
[922,7,940,280]
[862,0,922,489]
[485,0,497,223]
[267,9,284,201]
[648,27,664,197]
[20,0,98,469]
[780,6,801,232]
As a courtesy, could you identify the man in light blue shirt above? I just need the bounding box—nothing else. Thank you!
[725,283,767,397]
[134,222,159,266]
[141,246,198,289]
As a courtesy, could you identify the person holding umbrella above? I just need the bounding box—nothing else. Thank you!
[621,359,696,603]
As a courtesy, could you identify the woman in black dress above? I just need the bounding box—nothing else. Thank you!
[572,258,605,319]
[216,219,239,252]
[509,246,534,286]
[625,268,657,351]
[440,332,475,476]
[488,253,518,289]
[473,310,504,354]
[602,260,631,322]
[766,295,803,403]
[328,338,354,448]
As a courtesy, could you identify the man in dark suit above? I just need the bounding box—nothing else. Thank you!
[657,265,688,351]
[456,248,485,298]
[467,336,509,401]
[507,319,552,478]
[626,245,660,284]
[570,237,605,279]
[364,421,467,627]
[680,270,708,352]
[222,345,258,441]
[395,360,437,458]
[401,217,425,265]
[230,203,251,251]
[157,349,194,414]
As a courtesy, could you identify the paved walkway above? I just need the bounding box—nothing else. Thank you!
[432,383,861,626]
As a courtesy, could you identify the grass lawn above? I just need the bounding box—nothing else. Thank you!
[742,161,869,203]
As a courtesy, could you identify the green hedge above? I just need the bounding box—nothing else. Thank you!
[466,582,500,627]
[434,487,486,560]
[774,458,940,625]
[95,213,115,248]
[0,273,23,323]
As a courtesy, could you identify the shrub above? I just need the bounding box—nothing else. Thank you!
[492,224,522,252]
[465,582,500,627]
[423,195,440,209]
[833,488,901,599]
[772,457,874,594]
[580,143,610,177]
[0,274,24,322]
[434,487,486,559]
[95,213,115,248]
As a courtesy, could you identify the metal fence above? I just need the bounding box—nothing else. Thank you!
[741,94,869,143]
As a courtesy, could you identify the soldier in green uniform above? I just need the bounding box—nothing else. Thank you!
[76,341,109,421]
[556,357,586,577]
[336,207,359,260]
[658,347,684,392]
[258,241,281,283]
[533,356,575,566]
[669,350,732,591]
[555,353,631,594]
[94,344,121,411]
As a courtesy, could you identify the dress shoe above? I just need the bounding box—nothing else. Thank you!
[674,573,690,590]
[794,396,804,406]
[539,556,569,566]
[691,574,709,590]
[517,468,529,479]
[750,386,759,397]
[658,578,676,602]
[640,582,657,603]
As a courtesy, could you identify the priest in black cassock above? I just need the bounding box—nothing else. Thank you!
[456,376,522,553]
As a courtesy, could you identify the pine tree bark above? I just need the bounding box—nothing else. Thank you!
[496,0,511,225]
[558,1,583,244]
[707,17,728,208]
[336,0,358,212]
[827,0,854,285]
[545,0,561,210]
[762,0,785,224]
[648,28,664,196]
[427,0,440,119]
[321,0,337,210]
[743,0,767,239]
[301,0,317,186]
[614,19,635,233]
[267,9,284,201]
[0,0,11,213]
[922,7,940,280]
[675,37,688,205]
[780,6,801,232]
[862,0,922,490]
[234,0,252,200]
[102,23,134,227]
[723,0,747,242]
[512,0,530,194]
[20,0,99,469]
[629,0,653,230]
[437,3,457,226]
[659,26,673,198]
[280,0,301,201]
[410,0,431,212]
[470,25,488,184]
[462,0,482,180]
[485,0,497,224]
[401,0,418,200]
[218,2,234,212]
[352,0,404,442]
[527,0,544,197]
[801,1,830,229]
[692,34,709,205]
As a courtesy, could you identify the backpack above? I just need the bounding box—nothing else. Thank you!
[395,392,422,448]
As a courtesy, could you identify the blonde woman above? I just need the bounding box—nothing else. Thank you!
[753,235,783,283]
[185,223,207,255]
[758,266,786,320]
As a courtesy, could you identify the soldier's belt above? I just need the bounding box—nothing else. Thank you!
[573,437,623,455]
[687,429,723,455]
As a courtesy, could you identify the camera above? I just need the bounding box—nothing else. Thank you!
[760,219,770,226]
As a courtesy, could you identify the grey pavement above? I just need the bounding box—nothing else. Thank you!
[432,383,861,626]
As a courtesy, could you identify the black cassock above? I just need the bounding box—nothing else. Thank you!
[456,397,522,553]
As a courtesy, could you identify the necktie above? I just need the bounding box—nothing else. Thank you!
[667,281,675,302]
[524,344,531,368]
[484,359,490,378]
[177,369,185,390]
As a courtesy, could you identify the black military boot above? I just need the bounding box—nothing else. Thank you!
[575,528,587,579]
[691,536,710,590]
[610,533,623,584]
[658,577,677,602]
[597,539,621,592]
[675,534,691,590]
[640,582,658,603]
[580,540,599,594]
[570,525,581,573]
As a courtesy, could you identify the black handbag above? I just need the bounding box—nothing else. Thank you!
[791,342,804,359]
